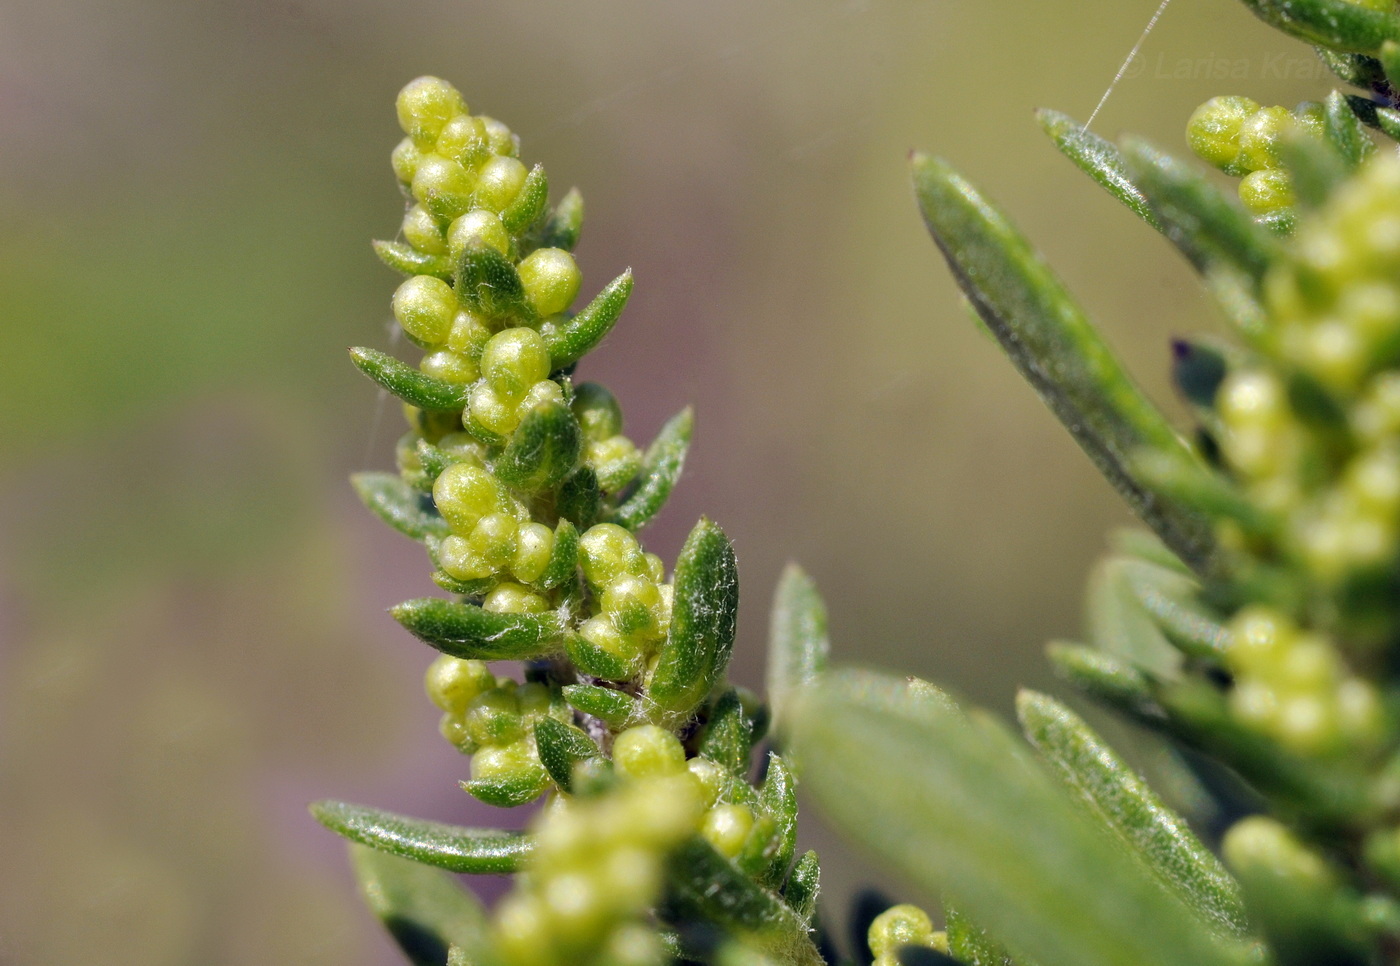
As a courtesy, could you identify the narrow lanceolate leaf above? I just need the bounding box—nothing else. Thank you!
[699,688,756,775]
[350,347,472,411]
[1116,556,1231,661]
[606,406,693,531]
[766,564,830,735]
[533,715,600,793]
[562,683,637,728]
[645,518,739,722]
[492,401,582,492]
[502,163,549,236]
[1233,0,1400,52]
[791,670,1253,966]
[349,843,495,966]
[782,850,821,921]
[462,772,550,809]
[1343,94,1400,143]
[945,906,1019,966]
[1324,89,1376,169]
[1121,140,1283,289]
[391,598,563,660]
[312,801,531,874]
[539,187,584,251]
[538,518,580,591]
[542,269,633,368]
[1045,642,1162,722]
[1036,110,1159,227]
[557,466,602,531]
[1015,692,1247,937]
[373,239,453,279]
[758,754,799,888]
[455,241,529,319]
[1087,556,1183,679]
[666,838,826,966]
[911,154,1216,575]
[352,472,450,542]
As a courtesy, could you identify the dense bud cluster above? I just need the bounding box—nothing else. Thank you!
[1186,95,1323,223]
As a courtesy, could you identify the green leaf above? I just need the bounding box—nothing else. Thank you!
[790,670,1253,966]
[782,850,820,921]
[429,570,495,597]
[538,518,580,591]
[1121,140,1283,288]
[556,466,602,531]
[1116,556,1231,661]
[606,406,693,531]
[312,800,531,875]
[542,269,634,369]
[1315,47,1386,87]
[492,400,582,492]
[455,241,529,319]
[352,472,450,542]
[645,518,740,722]
[698,688,756,775]
[564,628,637,680]
[415,440,456,483]
[539,187,584,251]
[911,153,1216,575]
[349,842,495,966]
[1233,0,1400,53]
[665,838,826,966]
[945,906,1018,966]
[350,347,472,411]
[1324,89,1376,168]
[1045,642,1162,721]
[1036,110,1159,228]
[502,163,549,237]
[461,771,551,808]
[533,715,600,793]
[757,753,799,888]
[373,239,453,280]
[1343,94,1400,143]
[1015,692,1247,937]
[1133,449,1273,537]
[391,598,564,660]
[765,564,830,736]
[1086,556,1183,679]
[562,683,637,728]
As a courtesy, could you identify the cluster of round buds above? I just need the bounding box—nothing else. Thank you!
[431,458,558,591]
[425,656,553,797]
[1186,95,1324,219]
[1214,155,1400,587]
[867,904,947,966]
[1223,606,1384,756]
[571,525,673,681]
[492,727,708,966]
[573,383,642,494]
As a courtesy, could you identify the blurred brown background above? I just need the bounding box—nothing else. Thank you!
[0,0,1337,962]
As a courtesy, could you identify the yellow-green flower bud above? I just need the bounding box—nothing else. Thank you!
[578,616,646,678]
[425,655,495,713]
[479,116,518,156]
[512,522,556,583]
[447,309,494,360]
[448,209,511,262]
[465,688,525,746]
[401,204,447,255]
[540,871,606,948]
[439,712,477,753]
[643,553,666,583]
[438,535,494,581]
[586,436,642,492]
[468,382,521,436]
[1237,105,1295,173]
[392,275,457,346]
[602,575,664,637]
[701,803,754,858]
[868,904,938,960]
[571,383,625,441]
[420,348,479,383]
[483,580,550,614]
[579,524,645,587]
[613,725,686,780]
[1239,168,1295,215]
[412,154,476,220]
[1227,606,1289,675]
[396,76,467,147]
[436,431,488,465]
[435,113,490,169]
[1223,815,1335,889]
[433,462,506,535]
[391,137,423,185]
[473,155,529,213]
[482,327,552,400]
[467,511,521,570]
[687,758,726,808]
[471,737,545,782]
[493,894,552,966]
[518,378,566,414]
[518,248,583,318]
[518,682,553,721]
[1186,95,1260,174]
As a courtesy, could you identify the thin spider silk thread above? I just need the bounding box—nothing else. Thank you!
[1085,0,1176,132]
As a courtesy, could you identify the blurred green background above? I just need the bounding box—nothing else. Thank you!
[0,0,1337,961]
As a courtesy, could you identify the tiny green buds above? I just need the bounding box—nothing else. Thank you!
[868,904,941,966]
[397,76,468,146]
[1188,95,1262,175]
[393,275,458,346]
[518,248,583,317]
